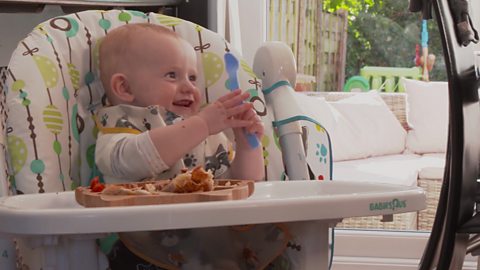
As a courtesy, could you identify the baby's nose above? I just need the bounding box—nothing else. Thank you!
[181,79,196,92]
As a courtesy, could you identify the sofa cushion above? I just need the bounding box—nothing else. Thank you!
[418,153,446,180]
[327,90,406,161]
[333,154,421,187]
[402,78,449,154]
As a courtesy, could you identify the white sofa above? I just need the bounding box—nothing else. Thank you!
[305,78,448,231]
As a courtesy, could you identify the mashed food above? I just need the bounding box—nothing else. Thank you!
[162,166,214,193]
[101,166,214,195]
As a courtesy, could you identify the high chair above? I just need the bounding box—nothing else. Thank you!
[0,9,425,270]
[0,10,338,269]
[0,5,434,270]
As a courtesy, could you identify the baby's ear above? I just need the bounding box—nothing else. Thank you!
[110,73,134,103]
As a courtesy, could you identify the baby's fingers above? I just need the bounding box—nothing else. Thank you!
[222,92,250,109]
[224,118,252,128]
[217,89,243,103]
[226,103,253,117]
[247,121,264,136]
[242,108,258,121]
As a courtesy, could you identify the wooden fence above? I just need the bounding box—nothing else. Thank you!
[267,0,348,91]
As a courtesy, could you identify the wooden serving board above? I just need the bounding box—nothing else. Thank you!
[75,180,255,207]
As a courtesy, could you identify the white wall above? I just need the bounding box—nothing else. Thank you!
[0,1,268,67]
[214,0,266,65]
[333,229,478,269]
[0,5,68,67]
[237,0,267,65]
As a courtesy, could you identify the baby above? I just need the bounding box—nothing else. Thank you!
[96,23,264,184]
[97,24,290,269]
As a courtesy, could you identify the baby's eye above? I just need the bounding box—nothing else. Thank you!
[165,72,176,79]
[189,75,197,82]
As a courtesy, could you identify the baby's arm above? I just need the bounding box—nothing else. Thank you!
[95,120,209,182]
[149,89,254,167]
[96,90,255,181]
[229,109,265,181]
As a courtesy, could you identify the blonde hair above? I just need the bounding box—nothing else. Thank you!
[99,23,180,102]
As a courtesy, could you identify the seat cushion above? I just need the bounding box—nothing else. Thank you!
[333,154,422,187]
[418,153,446,180]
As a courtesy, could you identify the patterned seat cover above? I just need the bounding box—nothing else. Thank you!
[2,10,290,195]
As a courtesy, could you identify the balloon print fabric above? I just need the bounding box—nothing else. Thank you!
[3,10,286,194]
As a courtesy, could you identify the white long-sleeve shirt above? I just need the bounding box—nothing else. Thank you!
[94,104,233,183]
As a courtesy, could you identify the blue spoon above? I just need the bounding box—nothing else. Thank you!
[224,51,260,148]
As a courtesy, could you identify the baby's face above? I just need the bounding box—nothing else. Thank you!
[127,33,200,118]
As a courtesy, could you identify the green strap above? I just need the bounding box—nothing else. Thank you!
[262,80,291,95]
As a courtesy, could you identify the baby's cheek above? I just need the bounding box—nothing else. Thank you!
[193,91,201,108]
[192,101,201,114]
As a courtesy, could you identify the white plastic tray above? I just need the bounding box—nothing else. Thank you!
[0,180,425,234]
[0,181,425,235]
[0,180,426,270]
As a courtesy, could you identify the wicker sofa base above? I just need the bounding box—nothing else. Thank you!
[335,178,442,231]
[335,177,442,231]
[336,211,417,231]
[417,178,442,231]
[307,91,443,232]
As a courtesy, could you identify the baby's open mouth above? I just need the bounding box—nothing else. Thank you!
[173,100,193,107]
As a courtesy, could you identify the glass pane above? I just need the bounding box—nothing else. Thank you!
[267,0,448,234]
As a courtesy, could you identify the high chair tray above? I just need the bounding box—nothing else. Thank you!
[75,180,255,207]
[0,180,426,235]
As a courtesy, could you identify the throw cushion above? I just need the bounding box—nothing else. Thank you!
[331,90,407,161]
[300,90,406,162]
[402,78,449,154]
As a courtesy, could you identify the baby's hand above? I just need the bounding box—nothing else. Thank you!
[233,108,264,140]
[197,89,253,135]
